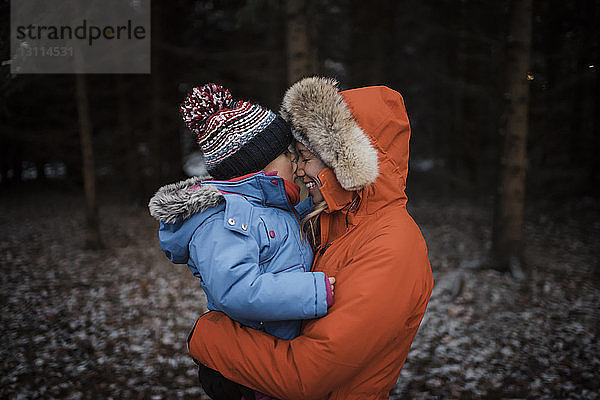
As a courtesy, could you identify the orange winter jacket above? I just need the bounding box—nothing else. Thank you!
[188,85,434,400]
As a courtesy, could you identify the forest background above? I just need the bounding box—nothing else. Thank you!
[1,0,599,399]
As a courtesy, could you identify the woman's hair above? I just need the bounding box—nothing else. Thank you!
[301,200,328,249]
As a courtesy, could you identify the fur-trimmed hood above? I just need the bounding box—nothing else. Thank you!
[148,172,297,224]
[281,77,379,191]
[281,77,412,208]
[148,176,223,224]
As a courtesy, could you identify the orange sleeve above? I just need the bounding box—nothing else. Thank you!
[188,227,433,399]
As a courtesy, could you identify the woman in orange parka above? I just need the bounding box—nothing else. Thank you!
[188,77,434,400]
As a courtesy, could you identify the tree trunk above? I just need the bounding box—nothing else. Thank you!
[110,2,144,204]
[285,0,317,85]
[367,0,395,84]
[449,0,467,186]
[492,0,533,275]
[267,3,286,110]
[589,0,600,193]
[75,73,103,250]
[117,74,144,205]
[151,0,163,190]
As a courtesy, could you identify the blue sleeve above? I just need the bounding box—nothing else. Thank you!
[189,216,328,322]
[294,197,315,220]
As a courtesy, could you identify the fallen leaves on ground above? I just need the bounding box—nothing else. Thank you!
[1,187,598,399]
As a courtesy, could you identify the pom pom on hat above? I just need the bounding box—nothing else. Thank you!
[180,83,236,139]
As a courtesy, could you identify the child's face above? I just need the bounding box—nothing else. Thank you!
[295,142,326,203]
[263,150,297,182]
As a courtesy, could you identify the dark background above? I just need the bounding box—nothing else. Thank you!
[1,1,599,399]
[2,0,599,202]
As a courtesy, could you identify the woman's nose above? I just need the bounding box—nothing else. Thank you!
[296,166,305,177]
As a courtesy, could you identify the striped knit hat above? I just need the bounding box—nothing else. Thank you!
[180,83,293,180]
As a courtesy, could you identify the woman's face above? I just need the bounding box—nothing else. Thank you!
[295,142,326,203]
[263,150,297,182]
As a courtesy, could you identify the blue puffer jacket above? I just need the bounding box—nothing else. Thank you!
[148,172,327,340]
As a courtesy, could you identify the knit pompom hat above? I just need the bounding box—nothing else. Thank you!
[180,83,293,180]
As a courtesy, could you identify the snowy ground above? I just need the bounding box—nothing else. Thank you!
[1,184,598,399]
[394,197,599,399]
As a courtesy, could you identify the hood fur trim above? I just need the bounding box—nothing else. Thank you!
[280,77,379,191]
[148,176,224,224]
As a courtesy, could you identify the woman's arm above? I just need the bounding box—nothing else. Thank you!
[190,216,329,322]
[188,229,433,400]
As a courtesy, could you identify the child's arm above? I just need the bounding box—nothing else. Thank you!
[189,216,330,322]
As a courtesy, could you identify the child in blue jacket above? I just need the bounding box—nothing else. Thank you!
[149,84,334,342]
